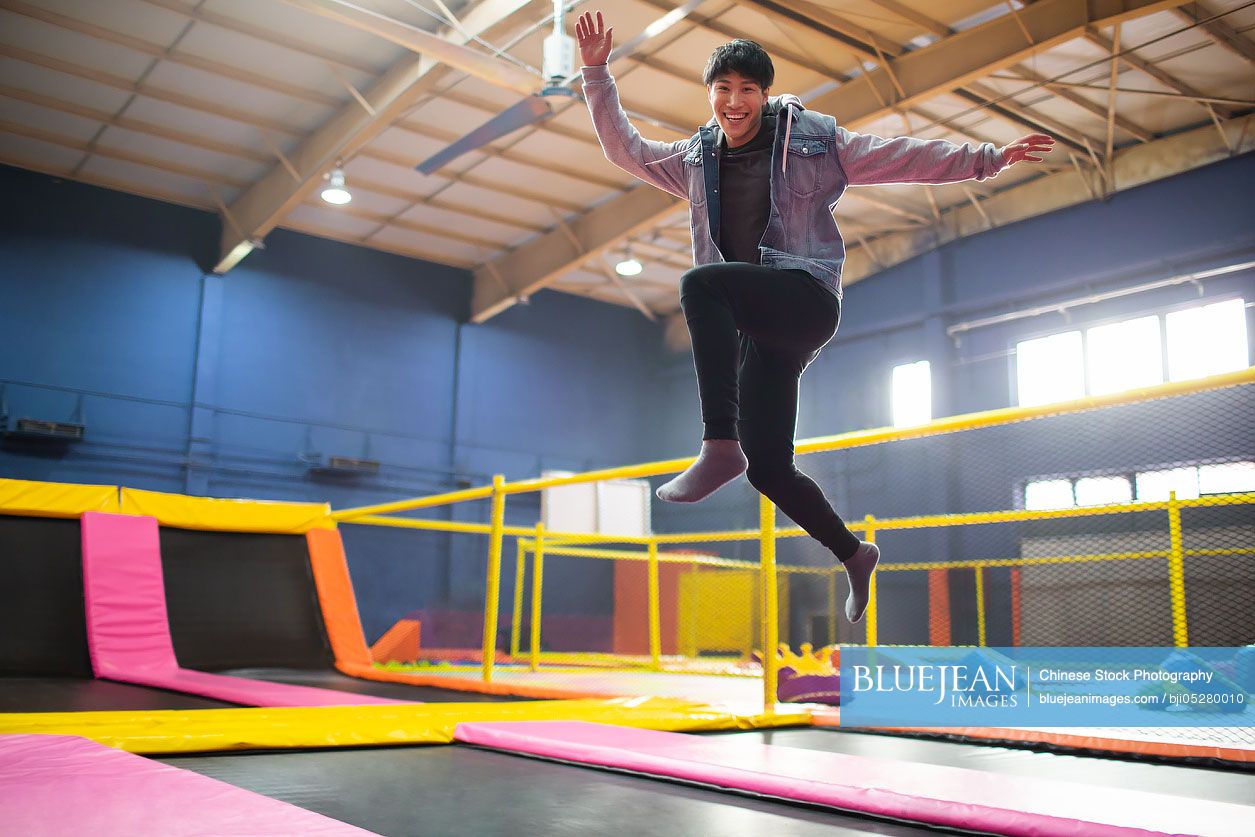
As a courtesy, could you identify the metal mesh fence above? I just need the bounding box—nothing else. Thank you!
[337,373,1254,715]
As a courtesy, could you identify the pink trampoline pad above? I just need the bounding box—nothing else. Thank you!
[0,734,376,836]
[455,722,1249,836]
[80,512,401,707]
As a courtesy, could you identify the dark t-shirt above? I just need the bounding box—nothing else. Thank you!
[718,113,775,265]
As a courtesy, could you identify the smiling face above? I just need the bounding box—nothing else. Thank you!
[708,71,769,148]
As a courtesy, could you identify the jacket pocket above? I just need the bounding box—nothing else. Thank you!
[783,135,830,198]
[684,149,706,207]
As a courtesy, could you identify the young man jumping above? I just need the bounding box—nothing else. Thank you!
[575,11,1052,623]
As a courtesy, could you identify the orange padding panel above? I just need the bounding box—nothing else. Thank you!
[357,668,619,701]
[927,569,951,646]
[305,528,374,667]
[370,619,421,663]
[304,527,588,700]
[809,710,1254,764]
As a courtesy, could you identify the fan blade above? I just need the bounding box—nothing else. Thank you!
[416,96,554,174]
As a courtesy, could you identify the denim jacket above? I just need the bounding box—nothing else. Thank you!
[581,64,1007,298]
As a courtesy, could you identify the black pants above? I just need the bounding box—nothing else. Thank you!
[679,262,861,561]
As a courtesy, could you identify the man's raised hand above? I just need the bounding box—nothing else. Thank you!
[1001,134,1055,166]
[575,11,613,67]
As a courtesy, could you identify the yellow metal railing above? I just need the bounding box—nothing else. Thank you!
[511,495,1252,665]
[330,368,1254,709]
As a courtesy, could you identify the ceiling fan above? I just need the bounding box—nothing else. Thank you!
[416,0,704,175]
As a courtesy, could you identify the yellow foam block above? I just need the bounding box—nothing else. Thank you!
[0,698,811,755]
[119,487,333,533]
[0,478,119,518]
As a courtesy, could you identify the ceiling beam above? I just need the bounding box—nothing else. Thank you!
[0,83,275,165]
[0,1,343,109]
[1170,2,1255,66]
[213,0,538,274]
[469,0,1190,322]
[852,0,1156,146]
[838,116,1253,286]
[0,51,587,224]
[0,118,251,187]
[634,0,855,80]
[1083,26,1237,119]
[0,148,479,268]
[1003,64,1155,142]
[134,0,380,75]
[989,76,1255,107]
[806,0,1193,122]
[863,0,950,37]
[470,185,683,322]
[954,84,1094,153]
[276,0,537,95]
[741,0,1140,157]
[740,0,904,61]
[360,147,587,213]
[122,0,625,190]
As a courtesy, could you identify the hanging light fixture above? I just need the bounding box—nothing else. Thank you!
[321,166,352,205]
[615,245,643,277]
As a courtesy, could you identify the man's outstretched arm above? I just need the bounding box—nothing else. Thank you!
[577,11,692,199]
[835,128,1054,186]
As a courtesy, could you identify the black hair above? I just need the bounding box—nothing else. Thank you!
[702,39,774,90]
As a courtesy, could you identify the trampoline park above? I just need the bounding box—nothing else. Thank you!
[3,0,1255,835]
[4,368,1255,836]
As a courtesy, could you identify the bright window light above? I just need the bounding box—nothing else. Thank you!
[1166,299,1248,382]
[1086,315,1163,395]
[892,360,932,427]
[1017,331,1084,406]
[1136,467,1200,502]
[1025,479,1074,510]
[1198,461,1255,495]
[1075,475,1132,506]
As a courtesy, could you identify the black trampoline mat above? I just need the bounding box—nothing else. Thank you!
[158,528,532,704]
[712,729,1255,804]
[0,516,93,676]
[159,527,334,671]
[220,668,529,703]
[158,745,934,837]
[0,676,238,712]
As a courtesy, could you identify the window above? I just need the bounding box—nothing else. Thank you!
[1074,475,1132,506]
[1198,461,1255,495]
[1016,332,1084,407]
[1166,298,1249,382]
[1136,467,1200,501]
[1025,479,1074,510]
[1027,461,1253,510]
[1016,298,1248,406]
[892,361,931,427]
[1086,315,1162,395]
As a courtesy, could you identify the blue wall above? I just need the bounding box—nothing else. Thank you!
[4,151,1253,649]
[0,164,664,642]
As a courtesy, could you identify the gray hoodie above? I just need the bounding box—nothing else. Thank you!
[581,64,1006,298]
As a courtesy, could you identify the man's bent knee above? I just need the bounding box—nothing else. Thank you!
[679,264,725,299]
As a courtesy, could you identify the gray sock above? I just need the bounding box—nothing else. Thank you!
[656,439,748,503]
[843,541,880,624]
